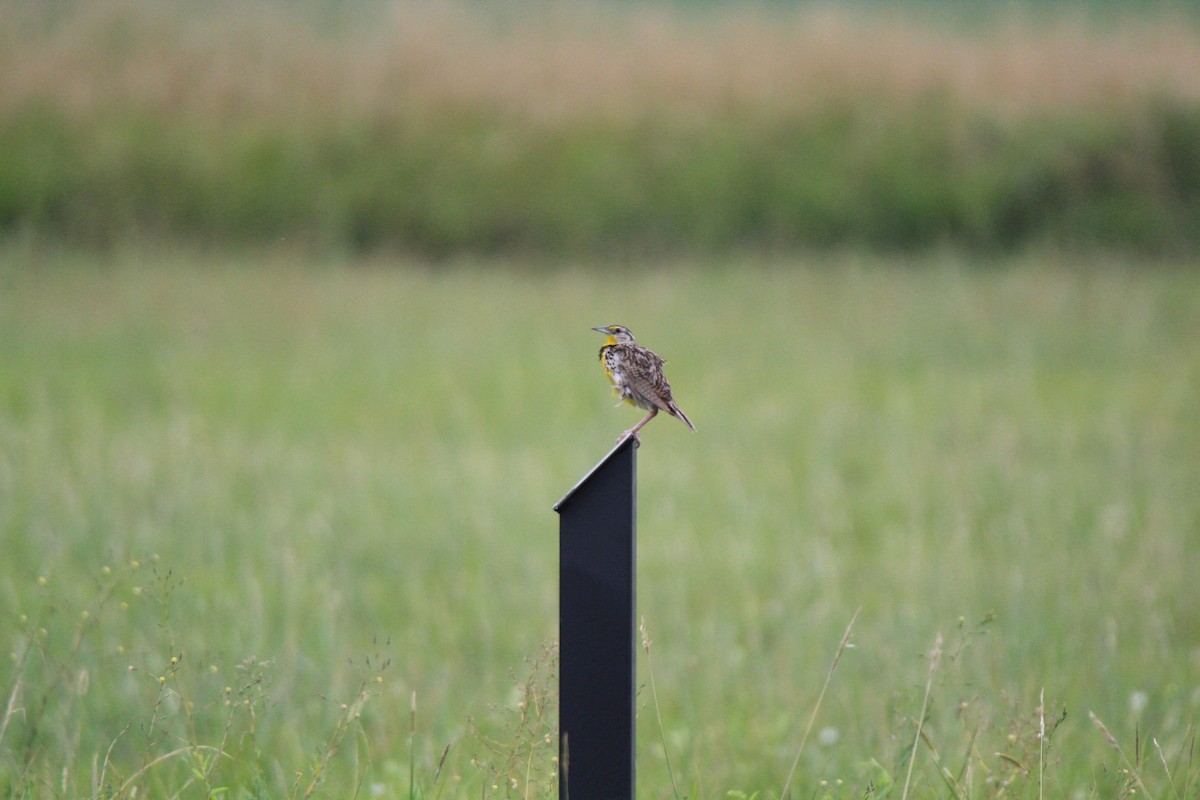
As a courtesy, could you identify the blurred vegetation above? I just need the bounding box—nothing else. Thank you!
[2,249,1199,796]
[2,0,1200,256]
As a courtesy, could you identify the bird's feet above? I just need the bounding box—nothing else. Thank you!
[616,429,641,445]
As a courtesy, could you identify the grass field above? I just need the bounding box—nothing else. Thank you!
[3,0,1200,253]
[2,246,1199,797]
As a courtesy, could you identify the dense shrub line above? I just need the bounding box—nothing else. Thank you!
[2,1,1199,255]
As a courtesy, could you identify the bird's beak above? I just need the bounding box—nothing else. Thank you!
[591,326,609,334]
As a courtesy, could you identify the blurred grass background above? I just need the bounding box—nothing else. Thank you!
[3,247,1198,797]
[3,0,1200,797]
[2,0,1200,254]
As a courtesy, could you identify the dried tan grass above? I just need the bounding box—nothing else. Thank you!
[3,0,1200,129]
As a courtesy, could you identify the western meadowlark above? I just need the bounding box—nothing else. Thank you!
[593,324,695,442]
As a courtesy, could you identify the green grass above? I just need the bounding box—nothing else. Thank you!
[3,0,1200,255]
[2,246,1200,797]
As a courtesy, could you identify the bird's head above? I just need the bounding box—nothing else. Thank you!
[592,325,636,345]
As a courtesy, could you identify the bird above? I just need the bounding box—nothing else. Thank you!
[592,324,695,443]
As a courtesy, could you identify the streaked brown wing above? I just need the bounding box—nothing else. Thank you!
[616,344,673,412]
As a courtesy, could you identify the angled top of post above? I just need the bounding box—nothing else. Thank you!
[553,436,638,513]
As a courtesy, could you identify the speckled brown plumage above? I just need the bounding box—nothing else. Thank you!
[593,325,695,442]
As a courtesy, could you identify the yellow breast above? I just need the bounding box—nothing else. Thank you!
[598,343,616,383]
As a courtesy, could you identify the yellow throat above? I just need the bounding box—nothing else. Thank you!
[598,337,619,392]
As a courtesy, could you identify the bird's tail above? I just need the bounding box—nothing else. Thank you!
[669,402,696,432]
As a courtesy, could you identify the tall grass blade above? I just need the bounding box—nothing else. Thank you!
[900,632,942,800]
[641,617,680,800]
[1089,710,1152,797]
[780,607,861,799]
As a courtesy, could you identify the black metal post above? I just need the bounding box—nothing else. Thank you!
[553,436,637,800]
